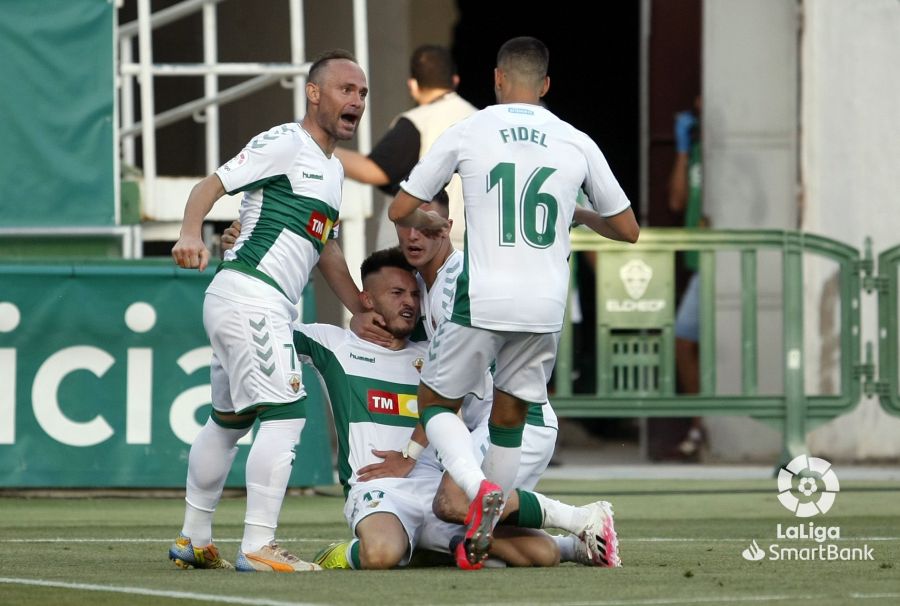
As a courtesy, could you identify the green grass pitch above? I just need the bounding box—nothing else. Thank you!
[0,479,897,605]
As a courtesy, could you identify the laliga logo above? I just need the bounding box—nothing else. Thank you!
[777,455,840,518]
[619,259,652,300]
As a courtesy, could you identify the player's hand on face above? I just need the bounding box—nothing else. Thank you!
[350,310,393,347]
[172,235,211,271]
[417,210,450,238]
[220,220,242,252]
[356,449,416,481]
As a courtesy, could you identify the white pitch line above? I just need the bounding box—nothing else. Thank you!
[529,594,900,606]
[2,578,897,606]
[0,578,322,606]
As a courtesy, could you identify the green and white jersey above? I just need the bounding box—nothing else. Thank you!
[293,323,428,495]
[419,249,464,342]
[216,123,342,305]
[401,104,631,333]
[417,249,558,430]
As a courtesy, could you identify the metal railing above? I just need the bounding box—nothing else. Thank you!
[552,228,865,461]
[868,240,900,416]
[118,0,372,218]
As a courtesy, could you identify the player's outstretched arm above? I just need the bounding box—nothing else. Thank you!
[334,147,390,186]
[318,240,366,314]
[172,174,227,271]
[573,206,640,244]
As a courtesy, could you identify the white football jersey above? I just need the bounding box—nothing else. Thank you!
[418,249,464,342]
[415,249,557,431]
[293,323,428,495]
[216,123,343,305]
[401,104,631,332]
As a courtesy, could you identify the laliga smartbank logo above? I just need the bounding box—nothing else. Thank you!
[741,455,874,562]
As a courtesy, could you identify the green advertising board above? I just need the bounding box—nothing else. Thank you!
[0,261,333,488]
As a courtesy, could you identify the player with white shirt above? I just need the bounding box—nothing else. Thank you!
[303,249,558,569]
[387,192,619,568]
[168,49,369,572]
[218,200,615,568]
[389,36,639,569]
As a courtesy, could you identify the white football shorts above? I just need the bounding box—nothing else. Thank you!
[421,320,558,404]
[343,476,440,566]
[205,269,304,414]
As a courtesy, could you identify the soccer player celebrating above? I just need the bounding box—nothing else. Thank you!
[388,36,639,568]
[169,50,368,572]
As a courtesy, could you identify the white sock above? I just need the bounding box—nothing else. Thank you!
[553,534,578,562]
[424,410,484,499]
[535,493,590,534]
[481,443,521,498]
[346,539,359,570]
[182,418,249,546]
[241,418,305,553]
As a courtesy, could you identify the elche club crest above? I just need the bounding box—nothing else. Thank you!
[606,259,666,313]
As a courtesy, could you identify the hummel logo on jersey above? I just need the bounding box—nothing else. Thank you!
[350,352,375,363]
[307,211,334,244]
[302,171,324,180]
[367,389,419,418]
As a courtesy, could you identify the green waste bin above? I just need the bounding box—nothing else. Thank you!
[596,251,675,396]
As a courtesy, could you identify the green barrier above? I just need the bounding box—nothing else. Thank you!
[865,240,900,416]
[555,228,872,464]
[0,260,332,488]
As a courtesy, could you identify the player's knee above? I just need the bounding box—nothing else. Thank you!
[528,545,560,567]
[432,490,465,524]
[359,537,405,570]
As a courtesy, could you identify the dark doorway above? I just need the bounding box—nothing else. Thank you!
[451,0,640,204]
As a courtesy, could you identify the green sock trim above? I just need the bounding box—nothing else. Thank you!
[515,489,544,529]
[488,422,525,448]
[258,397,307,421]
[420,405,457,429]
[348,539,361,570]
[209,410,256,430]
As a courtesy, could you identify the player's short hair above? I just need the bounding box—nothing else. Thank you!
[410,45,456,89]
[361,247,415,283]
[308,49,357,84]
[426,189,450,218]
[497,36,549,84]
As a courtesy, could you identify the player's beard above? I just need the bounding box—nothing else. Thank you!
[384,313,415,340]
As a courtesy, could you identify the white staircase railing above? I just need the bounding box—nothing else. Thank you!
[118,0,372,303]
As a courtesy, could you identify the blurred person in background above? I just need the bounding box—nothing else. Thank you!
[335,44,476,251]
[668,95,707,461]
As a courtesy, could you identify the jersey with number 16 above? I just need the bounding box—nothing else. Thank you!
[400,103,631,333]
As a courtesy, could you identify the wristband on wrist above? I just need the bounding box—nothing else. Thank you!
[402,440,425,461]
